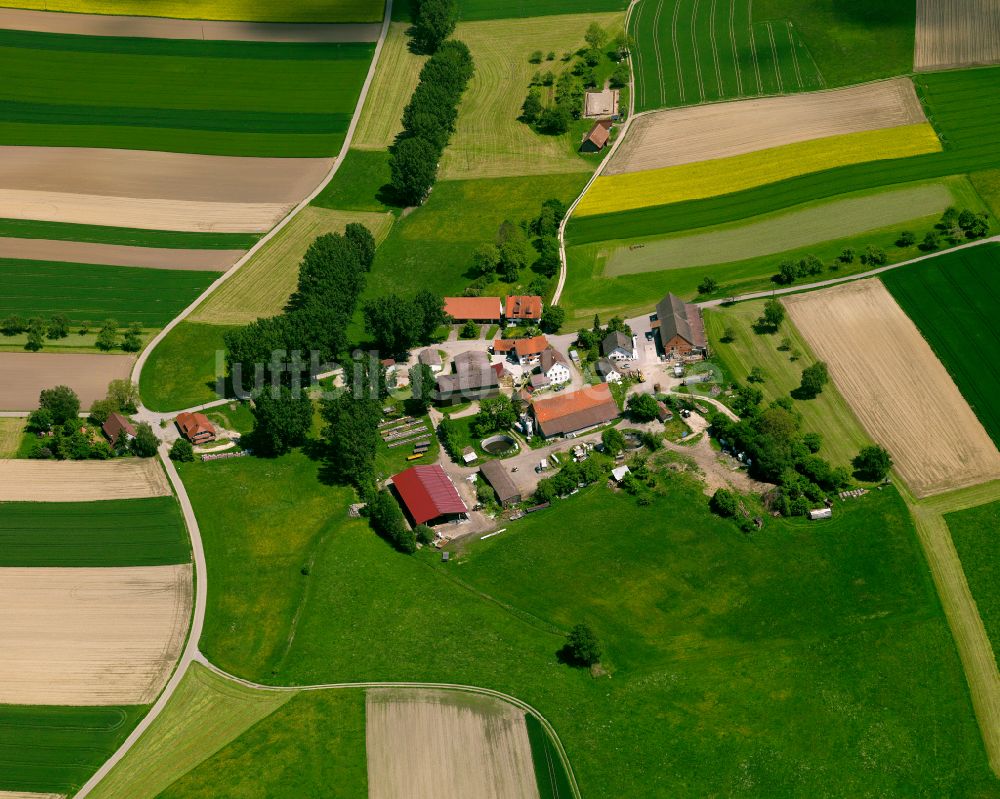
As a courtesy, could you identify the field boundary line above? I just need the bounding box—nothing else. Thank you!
[554,0,641,306]
[697,234,1000,308]
[129,0,394,404]
[195,656,584,799]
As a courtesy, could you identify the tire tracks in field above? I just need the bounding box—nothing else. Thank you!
[690,0,706,103]
[670,0,686,104]
[651,0,668,108]
[746,0,763,94]
[708,0,725,98]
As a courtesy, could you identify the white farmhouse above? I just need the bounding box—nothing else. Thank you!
[540,348,571,385]
[601,330,636,361]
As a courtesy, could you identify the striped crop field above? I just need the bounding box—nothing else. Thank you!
[628,0,824,112]
[0,0,383,22]
[575,123,940,216]
[0,29,374,157]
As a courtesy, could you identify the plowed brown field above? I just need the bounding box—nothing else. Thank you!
[784,280,1000,497]
[915,0,1000,71]
[0,352,133,410]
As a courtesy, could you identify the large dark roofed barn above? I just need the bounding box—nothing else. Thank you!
[654,293,707,355]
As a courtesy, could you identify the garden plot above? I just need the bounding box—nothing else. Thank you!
[607,77,925,175]
[784,279,1000,497]
[0,564,192,705]
[366,688,539,799]
[915,0,1000,71]
[0,458,171,501]
[0,352,133,411]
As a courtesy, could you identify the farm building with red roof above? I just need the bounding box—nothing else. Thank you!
[505,295,542,323]
[391,465,469,526]
[175,411,216,445]
[443,296,503,323]
[531,383,620,438]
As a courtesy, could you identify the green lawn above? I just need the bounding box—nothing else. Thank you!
[0,219,257,249]
[158,688,367,799]
[703,300,871,468]
[176,445,997,797]
[0,497,189,567]
[568,66,1000,244]
[0,259,217,327]
[0,30,373,156]
[882,243,1000,448]
[311,149,397,214]
[393,0,626,22]
[139,321,233,412]
[946,500,1000,668]
[0,704,147,794]
[629,0,823,112]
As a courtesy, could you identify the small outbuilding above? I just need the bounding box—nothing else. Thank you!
[584,87,619,118]
[418,348,443,373]
[808,508,833,521]
[602,330,635,361]
[102,412,136,445]
[480,459,522,506]
[580,119,612,153]
[595,358,622,383]
[176,411,216,445]
[611,465,631,483]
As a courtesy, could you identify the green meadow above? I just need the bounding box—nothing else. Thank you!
[946,500,1000,666]
[0,258,217,327]
[0,30,373,156]
[0,497,189,567]
[393,0,627,22]
[882,243,1000,448]
[139,321,233,412]
[176,448,997,797]
[0,704,147,795]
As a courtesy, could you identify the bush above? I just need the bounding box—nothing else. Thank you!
[853,444,892,481]
[169,438,195,462]
[896,230,916,247]
[414,524,436,545]
[709,488,739,517]
[626,393,659,422]
[367,490,417,554]
[130,423,159,457]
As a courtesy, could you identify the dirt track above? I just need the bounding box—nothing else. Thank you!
[0,791,64,799]
[367,688,539,799]
[0,237,243,270]
[0,7,380,41]
[0,189,288,232]
[607,78,926,175]
[915,0,1000,71]
[0,458,171,501]
[0,564,191,705]
[0,147,331,203]
[785,280,1000,497]
[0,352,133,410]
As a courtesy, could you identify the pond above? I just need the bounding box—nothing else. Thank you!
[481,434,518,455]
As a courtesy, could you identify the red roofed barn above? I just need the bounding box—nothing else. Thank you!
[443,296,503,323]
[531,383,620,438]
[391,464,469,526]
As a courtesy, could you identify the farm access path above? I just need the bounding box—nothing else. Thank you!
[0,6,381,42]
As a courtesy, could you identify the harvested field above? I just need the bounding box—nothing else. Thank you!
[0,147,330,204]
[0,238,243,271]
[438,13,621,180]
[784,279,1000,497]
[0,457,170,501]
[0,190,288,233]
[915,0,1000,71]
[0,417,25,457]
[352,23,426,150]
[0,564,192,705]
[366,688,539,799]
[0,352,133,410]
[0,7,380,41]
[0,0,383,22]
[190,207,393,325]
[576,123,941,216]
[607,78,925,175]
[0,792,63,798]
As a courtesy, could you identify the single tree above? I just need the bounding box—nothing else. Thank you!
[460,319,479,339]
[24,327,44,351]
[88,398,117,425]
[860,246,887,266]
[709,488,739,517]
[409,363,437,412]
[529,49,544,64]
[251,386,313,456]
[412,0,457,53]
[169,438,195,462]
[839,247,856,264]
[747,366,765,384]
[39,385,80,424]
[853,444,893,481]
[1,315,25,335]
[921,230,941,250]
[537,104,571,134]
[626,392,660,422]
[363,294,422,355]
[47,315,69,339]
[584,21,608,50]
[521,88,543,123]
[896,230,916,247]
[601,426,625,455]
[610,62,630,88]
[697,276,719,294]
[121,331,142,352]
[130,422,159,457]
[107,379,140,413]
[540,305,566,333]
[760,298,785,331]
[472,243,501,276]
[26,407,53,433]
[797,361,829,399]
[95,319,119,351]
[777,260,797,285]
[566,623,602,666]
[803,432,822,453]
[414,524,435,545]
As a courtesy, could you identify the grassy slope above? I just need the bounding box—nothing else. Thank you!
[351,22,425,151]
[0,704,148,794]
[0,496,189,566]
[560,176,990,321]
[568,67,1000,243]
[0,219,257,249]
[0,0,383,22]
[139,321,233,411]
[190,207,394,326]
[175,449,998,797]
[158,689,367,799]
[0,258,218,326]
[882,243,1000,448]
[0,30,372,156]
[440,13,621,181]
[704,299,871,468]
[87,664,294,799]
[946,500,1000,667]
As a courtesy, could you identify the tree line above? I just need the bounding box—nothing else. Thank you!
[0,315,142,352]
[389,36,475,206]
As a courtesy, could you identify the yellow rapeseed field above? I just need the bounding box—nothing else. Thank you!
[0,0,382,22]
[575,123,942,216]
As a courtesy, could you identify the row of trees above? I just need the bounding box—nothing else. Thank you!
[389,39,474,206]
[0,315,140,352]
[410,0,457,54]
